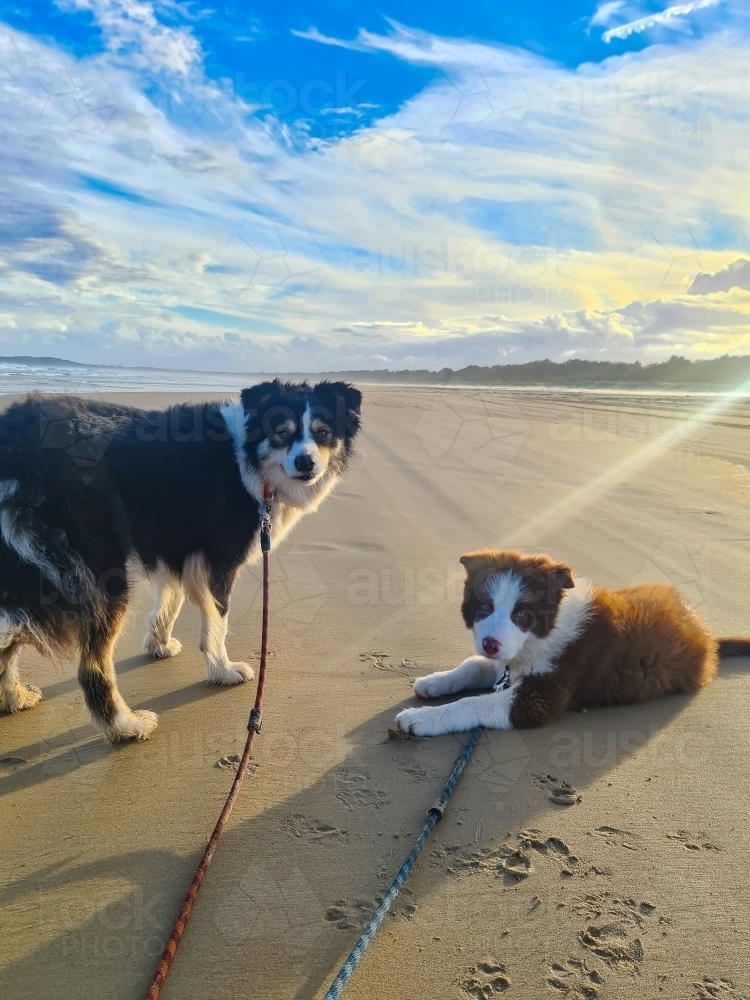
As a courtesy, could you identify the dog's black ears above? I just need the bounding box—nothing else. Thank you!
[318,381,362,416]
[313,381,362,439]
[241,381,280,413]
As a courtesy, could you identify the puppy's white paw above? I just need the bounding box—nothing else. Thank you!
[0,682,43,713]
[104,709,159,743]
[207,662,255,686]
[395,706,446,738]
[413,673,454,699]
[144,635,183,659]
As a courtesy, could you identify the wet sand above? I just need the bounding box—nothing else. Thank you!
[1,386,750,1000]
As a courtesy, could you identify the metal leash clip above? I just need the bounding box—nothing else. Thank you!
[493,665,511,692]
[260,492,274,552]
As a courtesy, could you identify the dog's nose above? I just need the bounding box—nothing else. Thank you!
[482,637,502,656]
[294,452,315,473]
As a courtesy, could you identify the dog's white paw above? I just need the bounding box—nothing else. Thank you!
[207,662,255,686]
[104,709,159,743]
[413,673,454,699]
[0,682,43,713]
[144,635,183,659]
[395,706,446,738]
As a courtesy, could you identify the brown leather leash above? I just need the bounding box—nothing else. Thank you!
[144,485,274,1000]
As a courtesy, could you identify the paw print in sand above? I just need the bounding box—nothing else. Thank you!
[547,956,604,997]
[693,978,749,999]
[461,960,511,997]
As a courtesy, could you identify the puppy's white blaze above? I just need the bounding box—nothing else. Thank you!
[472,571,528,660]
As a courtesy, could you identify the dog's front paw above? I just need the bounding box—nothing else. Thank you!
[104,709,159,743]
[395,706,447,738]
[413,672,453,699]
[207,662,255,686]
[0,682,43,713]
[144,635,183,659]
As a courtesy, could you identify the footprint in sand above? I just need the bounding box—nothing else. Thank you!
[693,977,749,999]
[461,960,511,997]
[522,829,611,880]
[590,826,641,851]
[532,773,582,806]
[519,829,582,876]
[668,829,721,852]
[547,957,604,997]
[395,756,439,783]
[440,830,594,883]
[215,755,259,774]
[281,814,349,845]
[359,651,416,680]
[324,898,377,931]
[333,766,391,811]
[439,842,533,882]
[573,893,657,971]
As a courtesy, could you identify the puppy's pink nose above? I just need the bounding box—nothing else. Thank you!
[482,637,501,656]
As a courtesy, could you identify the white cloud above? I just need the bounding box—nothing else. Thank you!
[290,26,365,50]
[602,0,723,43]
[590,2,628,29]
[59,0,201,75]
[0,16,749,370]
[689,257,750,293]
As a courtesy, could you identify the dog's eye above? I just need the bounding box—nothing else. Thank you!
[513,609,529,624]
[479,601,492,614]
[314,427,331,442]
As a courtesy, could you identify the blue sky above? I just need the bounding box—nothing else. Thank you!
[0,0,749,370]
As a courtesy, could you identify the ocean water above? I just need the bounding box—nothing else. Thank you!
[0,361,266,394]
[0,360,747,400]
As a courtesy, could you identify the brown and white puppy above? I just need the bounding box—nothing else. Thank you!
[395,549,750,736]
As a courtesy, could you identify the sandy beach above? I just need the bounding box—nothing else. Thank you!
[2,385,750,1000]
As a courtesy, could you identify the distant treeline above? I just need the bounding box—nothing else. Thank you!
[322,355,750,387]
[3,353,750,387]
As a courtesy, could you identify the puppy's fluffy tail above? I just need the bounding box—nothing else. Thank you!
[717,637,750,657]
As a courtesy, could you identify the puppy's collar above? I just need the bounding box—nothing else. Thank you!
[493,666,511,692]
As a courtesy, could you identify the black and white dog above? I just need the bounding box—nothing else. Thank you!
[0,380,361,742]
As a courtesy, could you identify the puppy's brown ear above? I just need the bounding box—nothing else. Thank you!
[550,563,575,590]
[459,550,497,575]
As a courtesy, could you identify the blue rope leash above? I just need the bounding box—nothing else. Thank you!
[321,727,482,1000]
